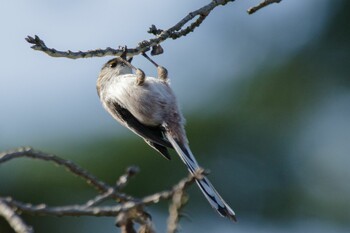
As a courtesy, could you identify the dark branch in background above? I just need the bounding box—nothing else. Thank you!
[247,0,282,14]
[0,147,204,233]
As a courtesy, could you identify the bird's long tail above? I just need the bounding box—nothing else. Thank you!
[165,132,237,222]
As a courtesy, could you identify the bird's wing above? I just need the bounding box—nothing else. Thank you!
[106,100,173,160]
[144,140,171,160]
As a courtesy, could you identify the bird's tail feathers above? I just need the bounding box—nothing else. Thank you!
[165,132,237,222]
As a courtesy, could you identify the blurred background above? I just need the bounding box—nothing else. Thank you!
[1,0,349,232]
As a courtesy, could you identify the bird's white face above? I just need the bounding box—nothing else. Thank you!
[97,58,133,98]
[102,58,133,76]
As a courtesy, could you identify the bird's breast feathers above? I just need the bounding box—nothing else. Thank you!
[103,74,176,126]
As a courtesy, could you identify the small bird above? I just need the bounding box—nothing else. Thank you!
[97,56,236,221]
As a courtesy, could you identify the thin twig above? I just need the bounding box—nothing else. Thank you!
[25,0,234,59]
[0,146,206,232]
[167,169,204,233]
[1,197,132,217]
[82,188,115,208]
[167,190,187,233]
[0,147,133,203]
[0,200,33,233]
[247,0,282,14]
[116,166,140,190]
[140,169,201,205]
[0,169,204,218]
[83,166,139,208]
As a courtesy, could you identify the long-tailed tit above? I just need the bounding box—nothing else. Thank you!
[97,56,236,221]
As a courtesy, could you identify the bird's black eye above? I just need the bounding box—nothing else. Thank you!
[110,62,117,68]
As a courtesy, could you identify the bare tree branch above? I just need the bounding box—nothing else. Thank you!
[0,147,133,203]
[0,201,33,233]
[166,169,205,233]
[0,170,200,218]
[247,0,282,14]
[167,187,188,233]
[83,166,140,208]
[25,0,235,59]
[24,0,282,60]
[1,147,205,232]
[1,197,132,217]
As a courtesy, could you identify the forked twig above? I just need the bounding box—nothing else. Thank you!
[25,0,235,59]
[0,147,133,203]
[0,147,205,233]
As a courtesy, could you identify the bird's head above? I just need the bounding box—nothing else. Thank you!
[101,57,133,77]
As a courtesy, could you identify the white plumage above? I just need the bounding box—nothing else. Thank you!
[97,58,236,221]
